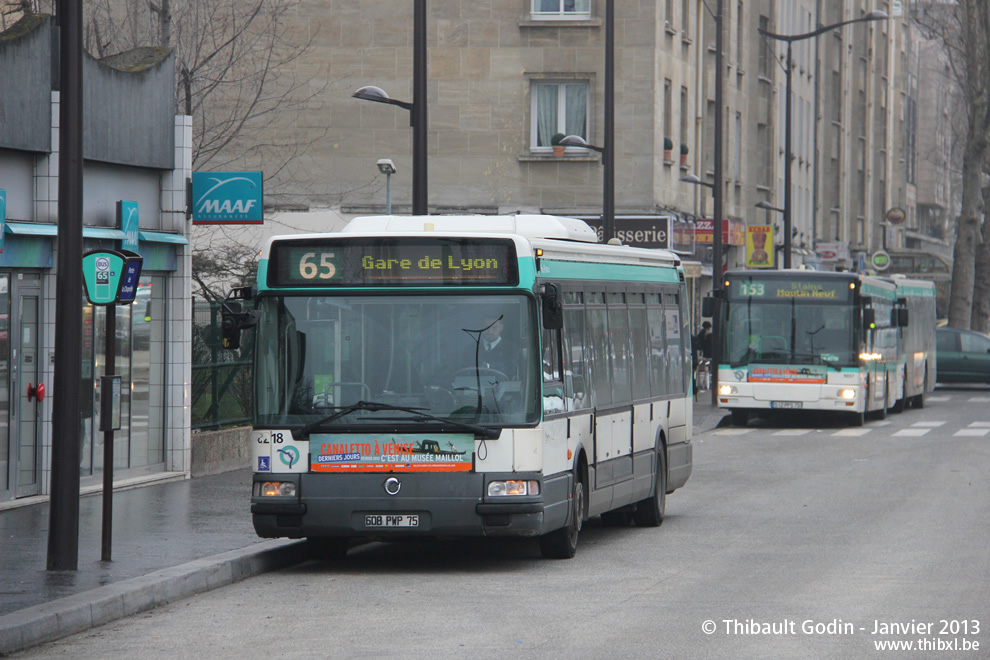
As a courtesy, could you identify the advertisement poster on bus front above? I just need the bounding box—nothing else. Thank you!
[311,434,474,472]
[748,364,827,384]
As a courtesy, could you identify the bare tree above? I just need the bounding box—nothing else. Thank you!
[79,0,328,182]
[191,240,259,302]
[915,1,990,330]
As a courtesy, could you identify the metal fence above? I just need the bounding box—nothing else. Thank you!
[192,298,253,430]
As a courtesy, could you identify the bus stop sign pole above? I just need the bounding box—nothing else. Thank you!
[81,250,141,562]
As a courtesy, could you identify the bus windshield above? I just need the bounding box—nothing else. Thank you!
[254,293,540,429]
[724,298,856,368]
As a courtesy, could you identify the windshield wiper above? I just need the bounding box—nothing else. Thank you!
[297,400,498,439]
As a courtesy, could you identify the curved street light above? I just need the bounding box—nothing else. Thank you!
[558,134,605,153]
[350,0,428,215]
[755,200,784,214]
[680,172,714,190]
[352,85,413,110]
[758,10,887,269]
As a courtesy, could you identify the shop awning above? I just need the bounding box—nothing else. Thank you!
[139,231,189,245]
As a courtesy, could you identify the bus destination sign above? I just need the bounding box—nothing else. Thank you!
[730,278,852,302]
[270,238,518,287]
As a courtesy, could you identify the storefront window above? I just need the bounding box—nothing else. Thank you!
[81,273,166,477]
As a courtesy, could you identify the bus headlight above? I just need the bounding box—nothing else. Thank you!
[839,388,857,400]
[719,384,737,396]
[254,481,297,497]
[488,480,540,496]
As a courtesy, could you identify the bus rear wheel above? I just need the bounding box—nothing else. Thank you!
[633,447,666,527]
[540,474,584,559]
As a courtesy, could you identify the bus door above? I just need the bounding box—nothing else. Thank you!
[302,302,341,409]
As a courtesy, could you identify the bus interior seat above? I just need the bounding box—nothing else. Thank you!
[760,336,787,353]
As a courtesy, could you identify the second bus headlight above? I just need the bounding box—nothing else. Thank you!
[488,480,540,496]
[839,388,857,400]
[719,384,737,396]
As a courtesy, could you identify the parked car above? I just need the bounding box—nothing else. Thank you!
[936,327,990,383]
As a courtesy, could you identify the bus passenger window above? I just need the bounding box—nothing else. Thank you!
[563,307,588,409]
[542,326,565,414]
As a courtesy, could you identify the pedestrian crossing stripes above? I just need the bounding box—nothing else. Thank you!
[894,428,931,437]
[954,428,990,437]
[969,397,990,403]
[832,428,871,436]
[712,419,990,437]
[926,396,950,402]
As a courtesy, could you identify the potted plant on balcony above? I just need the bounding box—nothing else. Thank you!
[680,143,689,166]
[663,137,673,161]
[551,132,566,157]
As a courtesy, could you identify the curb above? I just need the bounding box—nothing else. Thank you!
[0,538,309,655]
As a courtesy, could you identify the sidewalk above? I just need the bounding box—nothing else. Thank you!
[0,469,309,654]
[0,401,726,654]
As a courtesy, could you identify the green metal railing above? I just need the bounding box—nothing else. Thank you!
[191,298,253,429]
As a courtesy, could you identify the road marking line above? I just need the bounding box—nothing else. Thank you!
[873,420,892,426]
[773,429,811,436]
[833,429,871,436]
[954,429,990,437]
[968,397,990,402]
[894,428,931,437]
[913,421,945,427]
[969,422,990,427]
[714,429,753,436]
[926,396,950,402]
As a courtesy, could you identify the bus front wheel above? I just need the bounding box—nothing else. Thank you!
[306,537,349,560]
[540,474,584,559]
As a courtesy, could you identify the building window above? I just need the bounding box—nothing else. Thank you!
[758,15,771,77]
[532,0,591,20]
[532,80,589,151]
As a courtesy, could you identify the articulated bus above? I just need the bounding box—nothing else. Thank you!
[709,269,930,427]
[226,215,693,559]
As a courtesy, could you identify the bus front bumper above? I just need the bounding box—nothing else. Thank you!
[250,471,570,540]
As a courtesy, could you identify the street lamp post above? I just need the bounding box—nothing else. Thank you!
[758,10,887,269]
[557,0,614,244]
[755,200,785,266]
[377,159,396,214]
[352,0,428,215]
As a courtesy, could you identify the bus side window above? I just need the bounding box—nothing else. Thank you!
[563,306,588,409]
[542,326,565,414]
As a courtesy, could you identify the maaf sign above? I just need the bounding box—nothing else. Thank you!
[191,172,263,225]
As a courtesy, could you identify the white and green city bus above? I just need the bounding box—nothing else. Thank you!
[888,275,937,410]
[226,215,693,559]
[709,270,912,427]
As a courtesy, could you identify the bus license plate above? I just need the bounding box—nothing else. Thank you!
[770,401,803,409]
[365,514,419,528]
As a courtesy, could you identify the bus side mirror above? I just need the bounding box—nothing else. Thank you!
[895,308,909,327]
[541,283,563,330]
[221,308,243,350]
[701,296,716,318]
[221,287,260,350]
[862,308,876,330]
